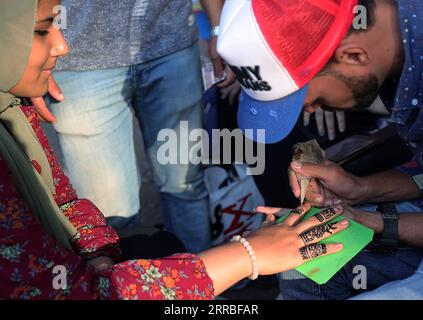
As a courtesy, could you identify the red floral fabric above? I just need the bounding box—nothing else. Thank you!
[0,106,214,300]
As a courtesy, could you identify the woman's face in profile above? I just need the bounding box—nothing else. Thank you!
[9,0,69,98]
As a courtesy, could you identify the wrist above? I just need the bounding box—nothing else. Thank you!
[210,26,220,38]
[231,236,259,280]
[355,210,384,234]
[230,242,253,280]
[198,240,252,292]
[354,176,372,205]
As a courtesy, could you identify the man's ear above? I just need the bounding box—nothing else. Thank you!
[333,44,370,66]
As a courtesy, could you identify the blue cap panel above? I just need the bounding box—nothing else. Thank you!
[237,85,309,144]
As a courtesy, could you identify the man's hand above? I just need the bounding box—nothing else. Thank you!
[209,36,224,78]
[289,160,367,207]
[341,205,384,234]
[220,81,241,105]
[200,0,235,88]
[303,108,346,141]
[30,75,63,124]
[209,37,236,88]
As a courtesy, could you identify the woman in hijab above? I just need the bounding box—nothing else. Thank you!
[0,0,348,299]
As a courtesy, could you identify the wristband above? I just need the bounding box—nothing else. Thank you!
[231,235,259,280]
[371,203,399,253]
[210,26,220,38]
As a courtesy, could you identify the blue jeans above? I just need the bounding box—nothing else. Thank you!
[279,202,423,300]
[49,43,211,253]
[350,260,423,300]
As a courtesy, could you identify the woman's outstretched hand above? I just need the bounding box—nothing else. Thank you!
[199,204,348,295]
[250,203,347,276]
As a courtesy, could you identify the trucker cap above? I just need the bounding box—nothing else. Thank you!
[217,0,358,143]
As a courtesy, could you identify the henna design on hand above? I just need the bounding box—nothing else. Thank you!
[291,206,305,215]
[314,208,337,222]
[300,223,338,245]
[300,244,328,260]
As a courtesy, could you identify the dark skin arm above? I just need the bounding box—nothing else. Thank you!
[289,161,423,247]
[200,0,224,27]
[290,161,422,207]
[346,207,423,247]
[200,0,235,87]
[200,0,225,76]
[358,169,422,204]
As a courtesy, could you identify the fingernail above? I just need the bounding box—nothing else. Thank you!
[335,244,344,250]
[316,197,324,203]
[292,161,303,169]
[58,93,64,101]
[340,220,349,226]
[334,205,343,212]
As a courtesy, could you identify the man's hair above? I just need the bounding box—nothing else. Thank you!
[323,0,378,66]
[349,0,377,34]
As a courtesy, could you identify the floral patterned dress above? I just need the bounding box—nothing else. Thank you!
[0,106,214,300]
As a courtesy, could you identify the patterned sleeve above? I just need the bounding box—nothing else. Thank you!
[21,106,121,260]
[2,106,215,300]
[61,200,121,261]
[94,254,215,300]
[0,213,214,300]
[0,155,213,299]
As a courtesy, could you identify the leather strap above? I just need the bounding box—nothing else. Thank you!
[375,203,399,252]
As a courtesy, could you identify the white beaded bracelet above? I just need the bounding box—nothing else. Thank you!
[230,235,259,280]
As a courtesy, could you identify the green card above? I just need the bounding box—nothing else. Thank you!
[276,207,374,285]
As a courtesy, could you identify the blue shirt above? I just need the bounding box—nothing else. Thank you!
[56,0,198,71]
[383,0,423,166]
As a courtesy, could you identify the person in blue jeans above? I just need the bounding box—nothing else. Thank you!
[217,0,423,298]
[34,0,225,253]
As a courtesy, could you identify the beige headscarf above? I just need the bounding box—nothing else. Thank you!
[0,0,77,249]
